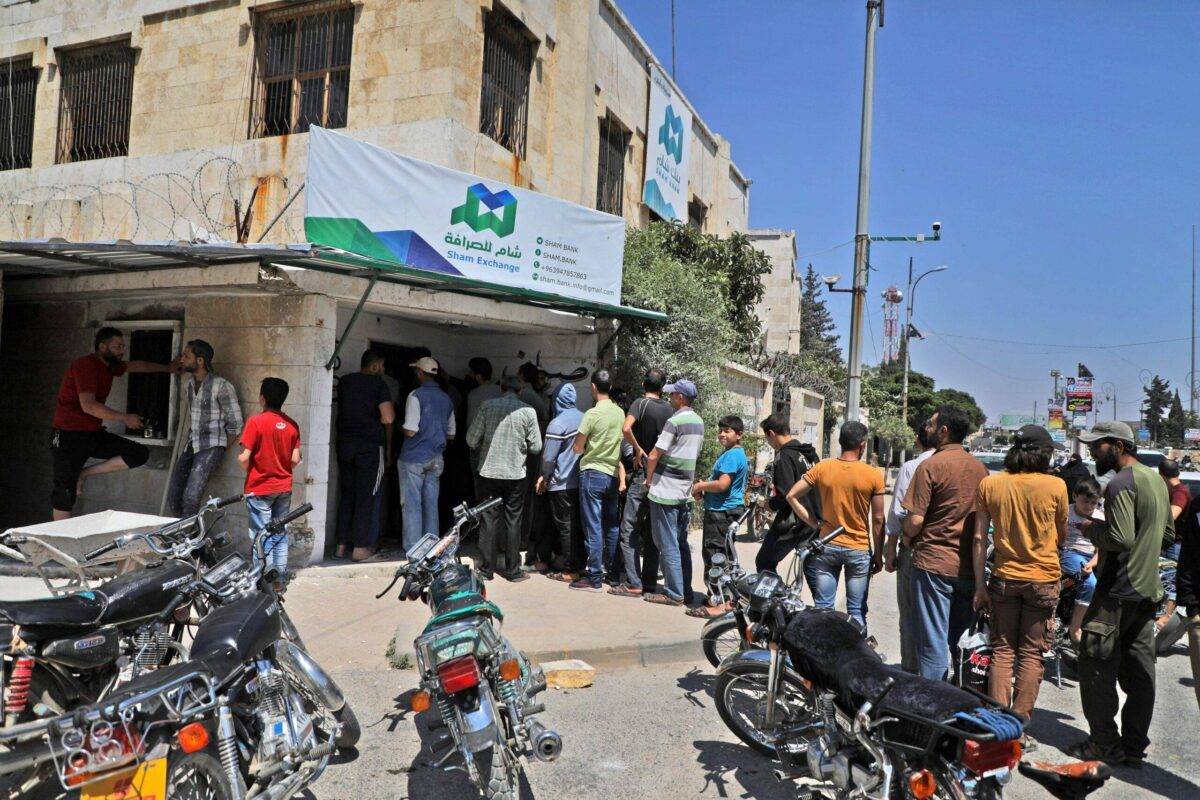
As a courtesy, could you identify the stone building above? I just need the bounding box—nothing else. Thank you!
[0,0,815,559]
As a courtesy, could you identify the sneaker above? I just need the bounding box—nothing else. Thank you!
[568,578,602,592]
[502,571,530,583]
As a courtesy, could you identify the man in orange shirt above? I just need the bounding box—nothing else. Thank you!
[786,421,885,628]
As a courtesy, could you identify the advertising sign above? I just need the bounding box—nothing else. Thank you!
[1050,429,1068,443]
[1186,428,1200,442]
[1072,413,1089,428]
[642,64,692,223]
[1137,427,1151,443]
[305,127,627,306]
[1047,404,1064,429]
[1065,377,1093,413]
[998,413,1042,430]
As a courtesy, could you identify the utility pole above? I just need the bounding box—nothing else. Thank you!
[670,0,677,79]
[1050,369,1061,401]
[898,258,948,461]
[1192,224,1196,416]
[844,0,882,423]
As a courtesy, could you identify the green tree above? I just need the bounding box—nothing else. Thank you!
[931,388,988,432]
[1162,389,1187,446]
[1143,375,1172,443]
[798,264,842,363]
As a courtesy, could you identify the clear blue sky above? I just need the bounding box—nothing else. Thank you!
[618,0,1200,423]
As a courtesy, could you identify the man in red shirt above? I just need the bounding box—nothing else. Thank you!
[239,377,302,587]
[50,326,180,519]
[1158,459,1191,630]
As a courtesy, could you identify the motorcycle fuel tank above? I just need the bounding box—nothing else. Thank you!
[190,593,282,666]
[96,559,195,627]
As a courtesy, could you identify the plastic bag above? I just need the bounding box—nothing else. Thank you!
[956,616,992,694]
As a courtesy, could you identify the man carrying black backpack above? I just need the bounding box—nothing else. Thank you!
[756,413,820,573]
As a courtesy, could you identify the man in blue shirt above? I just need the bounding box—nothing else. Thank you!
[398,356,455,556]
[689,415,748,617]
[535,382,584,576]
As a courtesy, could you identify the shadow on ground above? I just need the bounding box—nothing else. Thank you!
[692,739,794,799]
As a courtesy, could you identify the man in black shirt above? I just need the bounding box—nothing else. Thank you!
[756,413,820,573]
[609,368,674,597]
[335,350,396,561]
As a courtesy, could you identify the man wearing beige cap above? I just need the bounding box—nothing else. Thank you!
[399,356,455,556]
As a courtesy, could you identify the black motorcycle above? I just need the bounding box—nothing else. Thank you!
[0,503,358,800]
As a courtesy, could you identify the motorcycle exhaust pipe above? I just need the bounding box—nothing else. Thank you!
[523,718,562,762]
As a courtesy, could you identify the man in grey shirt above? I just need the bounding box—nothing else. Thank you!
[883,418,935,673]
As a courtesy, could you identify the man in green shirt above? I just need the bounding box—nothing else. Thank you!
[1071,421,1174,767]
[570,369,626,591]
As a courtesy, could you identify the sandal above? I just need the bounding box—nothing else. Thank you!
[1064,739,1123,766]
[547,571,578,583]
[685,605,728,619]
[607,584,643,598]
[643,592,684,607]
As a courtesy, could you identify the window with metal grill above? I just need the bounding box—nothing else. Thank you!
[56,43,134,164]
[479,7,534,158]
[595,113,628,216]
[0,57,37,171]
[250,1,353,138]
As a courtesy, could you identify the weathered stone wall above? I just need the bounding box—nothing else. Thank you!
[748,229,801,355]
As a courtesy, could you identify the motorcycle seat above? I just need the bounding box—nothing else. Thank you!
[784,608,981,724]
[0,592,105,627]
[1017,760,1112,799]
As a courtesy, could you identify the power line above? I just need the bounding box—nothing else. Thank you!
[926,330,1192,351]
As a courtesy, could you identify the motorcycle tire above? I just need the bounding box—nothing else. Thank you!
[477,745,519,800]
[1157,613,1188,656]
[701,617,744,669]
[334,701,362,748]
[168,751,236,800]
[714,661,814,759]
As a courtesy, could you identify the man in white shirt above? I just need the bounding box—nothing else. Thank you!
[884,418,936,673]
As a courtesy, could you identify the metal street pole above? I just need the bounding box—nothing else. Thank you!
[899,260,948,460]
[844,0,882,423]
[1192,223,1196,416]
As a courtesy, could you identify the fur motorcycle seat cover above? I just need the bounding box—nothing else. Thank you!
[783,608,980,722]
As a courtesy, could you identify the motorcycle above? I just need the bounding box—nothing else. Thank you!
[745,463,774,542]
[381,497,561,800]
[0,502,358,800]
[0,495,248,798]
[700,516,844,669]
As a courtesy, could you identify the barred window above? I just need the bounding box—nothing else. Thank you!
[688,198,707,231]
[0,57,37,171]
[480,7,534,158]
[250,1,353,138]
[595,113,628,216]
[56,43,134,164]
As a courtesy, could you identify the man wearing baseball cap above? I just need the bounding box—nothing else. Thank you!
[398,357,455,556]
[643,379,704,607]
[1068,420,1173,766]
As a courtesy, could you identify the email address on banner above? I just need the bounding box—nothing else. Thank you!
[536,273,609,297]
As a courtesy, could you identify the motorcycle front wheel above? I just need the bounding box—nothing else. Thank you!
[714,661,814,759]
[701,617,744,668]
[168,751,235,800]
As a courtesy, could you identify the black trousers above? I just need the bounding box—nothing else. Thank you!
[756,524,797,574]
[541,489,582,570]
[336,447,383,550]
[50,428,149,511]
[477,475,527,578]
[702,507,744,572]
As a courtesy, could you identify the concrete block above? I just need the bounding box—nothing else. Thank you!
[540,659,595,689]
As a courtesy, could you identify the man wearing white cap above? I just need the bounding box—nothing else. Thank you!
[399,356,456,555]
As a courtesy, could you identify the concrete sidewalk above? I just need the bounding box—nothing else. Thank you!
[284,529,770,672]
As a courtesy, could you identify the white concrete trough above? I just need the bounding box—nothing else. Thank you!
[2,510,179,594]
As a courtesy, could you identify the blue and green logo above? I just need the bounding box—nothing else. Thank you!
[658,104,685,165]
[450,182,518,238]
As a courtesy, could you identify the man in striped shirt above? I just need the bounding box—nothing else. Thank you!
[643,379,704,607]
[167,340,243,517]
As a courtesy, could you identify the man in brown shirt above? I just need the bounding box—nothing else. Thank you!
[902,405,989,681]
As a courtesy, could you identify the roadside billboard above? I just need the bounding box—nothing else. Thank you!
[998,412,1044,431]
[1065,377,1093,413]
[1047,404,1064,429]
[642,64,692,223]
[1186,428,1200,443]
[305,126,626,306]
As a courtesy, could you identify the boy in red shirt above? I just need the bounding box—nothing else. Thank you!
[238,377,301,587]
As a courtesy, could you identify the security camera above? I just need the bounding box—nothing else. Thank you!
[931,221,942,234]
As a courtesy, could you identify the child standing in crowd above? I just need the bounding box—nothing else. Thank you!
[690,416,749,618]
[239,377,301,590]
[1061,477,1102,645]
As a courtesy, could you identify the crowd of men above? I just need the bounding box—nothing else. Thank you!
[48,332,1200,768]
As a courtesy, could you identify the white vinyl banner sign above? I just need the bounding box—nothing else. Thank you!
[642,63,692,223]
[305,127,626,305]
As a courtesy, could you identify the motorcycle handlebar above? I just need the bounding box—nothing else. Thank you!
[83,537,125,561]
[214,493,246,509]
[266,503,313,534]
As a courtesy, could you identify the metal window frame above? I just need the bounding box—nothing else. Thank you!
[248,0,354,139]
[103,319,182,447]
[0,55,38,171]
[55,41,135,164]
[595,112,628,216]
[479,5,535,159]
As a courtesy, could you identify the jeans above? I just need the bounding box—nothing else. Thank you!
[400,455,443,555]
[804,544,871,628]
[476,476,527,579]
[988,577,1058,718]
[336,447,384,551]
[579,469,620,585]
[618,470,658,590]
[894,544,919,673]
[247,492,292,576]
[911,567,976,681]
[1061,549,1098,606]
[1078,597,1157,756]
[650,501,693,603]
[166,444,225,518]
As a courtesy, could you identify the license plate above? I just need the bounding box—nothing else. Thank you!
[80,758,168,800]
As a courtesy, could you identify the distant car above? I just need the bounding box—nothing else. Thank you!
[974,453,1006,472]
[1181,471,1200,497]
[1136,450,1167,469]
